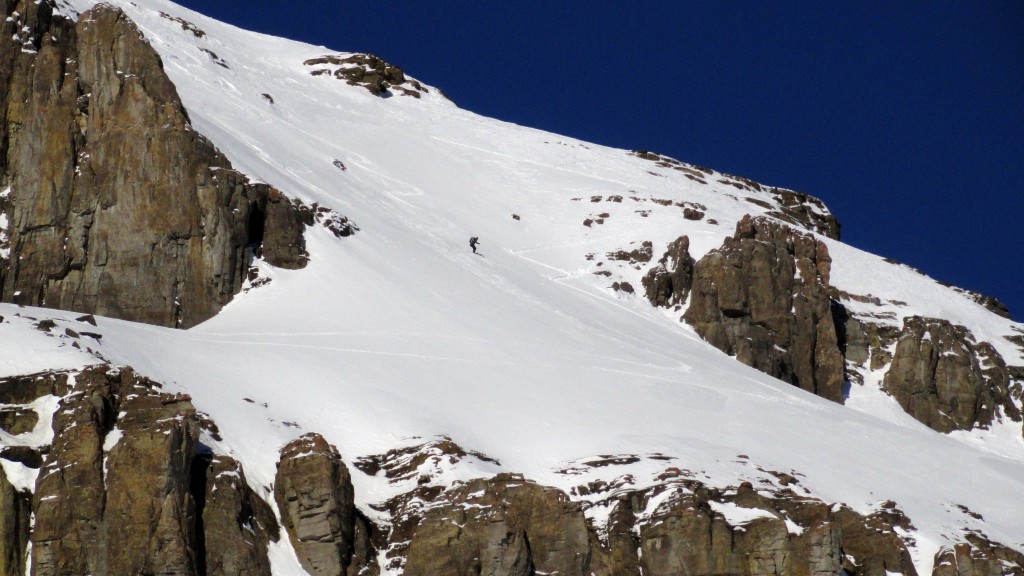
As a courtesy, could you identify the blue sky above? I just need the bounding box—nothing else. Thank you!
[178,1,1024,319]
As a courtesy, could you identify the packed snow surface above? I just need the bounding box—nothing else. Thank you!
[4,0,1023,574]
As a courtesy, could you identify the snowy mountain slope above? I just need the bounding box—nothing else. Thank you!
[3,0,1022,574]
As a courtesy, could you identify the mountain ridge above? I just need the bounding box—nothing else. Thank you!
[0,1,1021,575]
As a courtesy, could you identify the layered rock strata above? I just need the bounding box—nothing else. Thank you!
[684,215,845,403]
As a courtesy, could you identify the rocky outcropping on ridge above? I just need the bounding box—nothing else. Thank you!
[642,234,695,309]
[0,1,351,328]
[684,215,845,403]
[882,316,1021,433]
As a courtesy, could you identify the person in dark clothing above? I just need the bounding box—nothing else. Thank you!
[469,236,480,254]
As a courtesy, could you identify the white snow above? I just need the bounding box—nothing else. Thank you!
[1,1,1021,574]
[708,500,778,529]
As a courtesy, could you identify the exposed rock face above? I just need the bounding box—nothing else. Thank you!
[0,370,69,404]
[196,454,278,576]
[628,484,847,576]
[0,466,30,576]
[403,474,591,576]
[0,407,37,436]
[275,433,359,576]
[932,533,1024,576]
[882,316,1020,433]
[684,215,845,403]
[834,504,918,576]
[30,366,118,575]
[642,235,695,308]
[31,366,203,575]
[16,365,280,575]
[0,2,346,328]
[393,469,929,576]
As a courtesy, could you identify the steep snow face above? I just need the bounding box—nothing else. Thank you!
[19,0,1024,573]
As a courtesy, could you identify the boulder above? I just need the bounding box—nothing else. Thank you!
[684,215,845,403]
[833,505,917,576]
[0,370,70,405]
[932,533,1024,576]
[0,407,38,435]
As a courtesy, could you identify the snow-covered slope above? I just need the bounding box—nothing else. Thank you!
[5,0,1023,573]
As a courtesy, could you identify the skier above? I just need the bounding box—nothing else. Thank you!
[469,236,480,254]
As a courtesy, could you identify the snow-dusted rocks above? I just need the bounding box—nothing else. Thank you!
[882,316,1020,433]
[641,234,696,309]
[0,0,1022,573]
[402,474,591,576]
[31,366,202,575]
[684,215,845,403]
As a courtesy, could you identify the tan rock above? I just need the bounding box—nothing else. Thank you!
[274,433,357,576]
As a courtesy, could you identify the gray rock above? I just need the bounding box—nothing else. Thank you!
[932,533,1024,576]
[30,366,203,576]
[274,433,357,576]
[403,474,591,576]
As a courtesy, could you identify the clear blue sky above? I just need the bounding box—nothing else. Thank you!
[178,1,1024,320]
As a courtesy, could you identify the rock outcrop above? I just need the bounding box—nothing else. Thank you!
[403,474,592,576]
[196,454,278,576]
[642,235,695,309]
[393,469,930,576]
[275,433,368,576]
[0,2,347,328]
[0,466,30,576]
[303,53,431,98]
[932,533,1024,576]
[882,316,1020,433]
[31,366,202,575]
[833,504,918,576]
[684,215,845,403]
[21,365,278,576]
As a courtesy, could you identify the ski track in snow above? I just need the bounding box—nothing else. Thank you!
[7,0,1024,574]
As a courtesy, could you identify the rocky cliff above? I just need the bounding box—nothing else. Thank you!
[0,1,352,328]
[1,361,1022,576]
[683,215,845,403]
